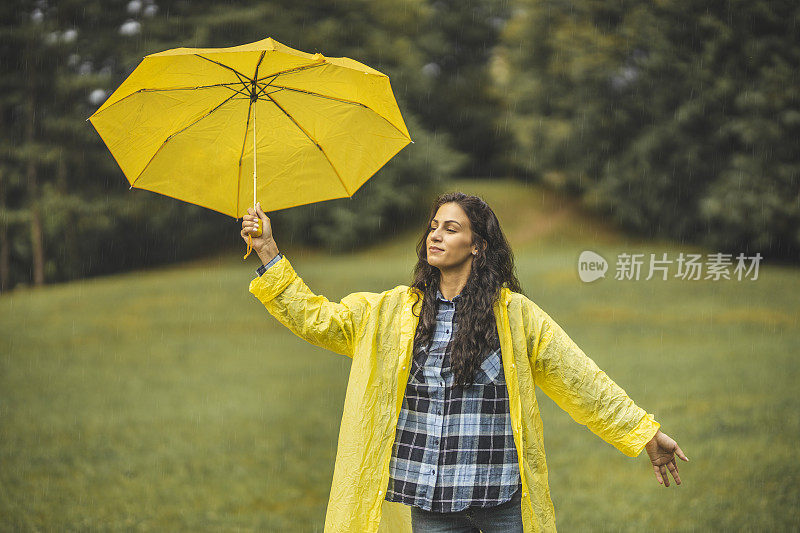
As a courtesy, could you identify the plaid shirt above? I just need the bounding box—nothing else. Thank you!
[255,253,283,277]
[385,289,521,512]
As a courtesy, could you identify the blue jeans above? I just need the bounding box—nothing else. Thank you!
[409,488,524,533]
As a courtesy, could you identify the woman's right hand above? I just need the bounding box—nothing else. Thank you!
[241,202,279,262]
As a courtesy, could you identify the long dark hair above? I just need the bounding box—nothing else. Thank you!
[410,192,524,388]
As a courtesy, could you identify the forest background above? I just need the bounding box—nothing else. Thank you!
[1,0,798,290]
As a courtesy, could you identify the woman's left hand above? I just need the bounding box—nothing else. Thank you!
[645,430,689,487]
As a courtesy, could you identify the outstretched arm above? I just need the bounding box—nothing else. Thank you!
[526,300,661,457]
[526,300,689,484]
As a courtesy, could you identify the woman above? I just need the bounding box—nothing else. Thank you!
[241,192,688,533]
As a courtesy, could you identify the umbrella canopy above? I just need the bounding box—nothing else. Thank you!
[88,37,412,218]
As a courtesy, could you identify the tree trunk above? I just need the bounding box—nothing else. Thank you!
[28,197,45,286]
[57,151,79,280]
[0,171,9,292]
[25,63,45,286]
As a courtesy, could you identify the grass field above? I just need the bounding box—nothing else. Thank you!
[2,179,799,531]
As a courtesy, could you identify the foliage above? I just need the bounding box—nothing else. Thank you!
[497,0,800,259]
[4,0,799,291]
[401,0,513,176]
[0,0,469,290]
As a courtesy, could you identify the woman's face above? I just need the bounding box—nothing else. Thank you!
[426,202,477,271]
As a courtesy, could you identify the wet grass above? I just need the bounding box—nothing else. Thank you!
[1,179,799,531]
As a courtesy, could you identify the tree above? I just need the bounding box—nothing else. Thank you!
[497,0,800,259]
[404,0,512,177]
[0,0,466,290]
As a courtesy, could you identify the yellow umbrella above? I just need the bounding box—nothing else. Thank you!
[88,37,412,254]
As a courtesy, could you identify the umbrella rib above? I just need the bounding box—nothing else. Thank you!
[136,82,241,91]
[255,61,326,83]
[267,84,368,108]
[261,73,280,86]
[264,92,351,197]
[194,54,253,91]
[253,50,266,81]
[235,101,254,217]
[89,84,249,119]
[264,84,410,142]
[137,83,251,97]
[130,92,239,188]
[261,88,285,99]
[254,82,284,100]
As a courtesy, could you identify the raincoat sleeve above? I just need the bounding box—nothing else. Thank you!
[526,301,660,457]
[248,255,373,359]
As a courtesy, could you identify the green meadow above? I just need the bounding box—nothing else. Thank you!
[2,180,798,531]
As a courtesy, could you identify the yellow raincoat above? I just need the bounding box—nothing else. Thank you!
[249,255,660,532]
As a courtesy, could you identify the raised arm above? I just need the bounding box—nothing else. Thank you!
[524,299,661,458]
[243,203,372,358]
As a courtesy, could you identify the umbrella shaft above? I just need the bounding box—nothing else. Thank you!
[252,97,257,209]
